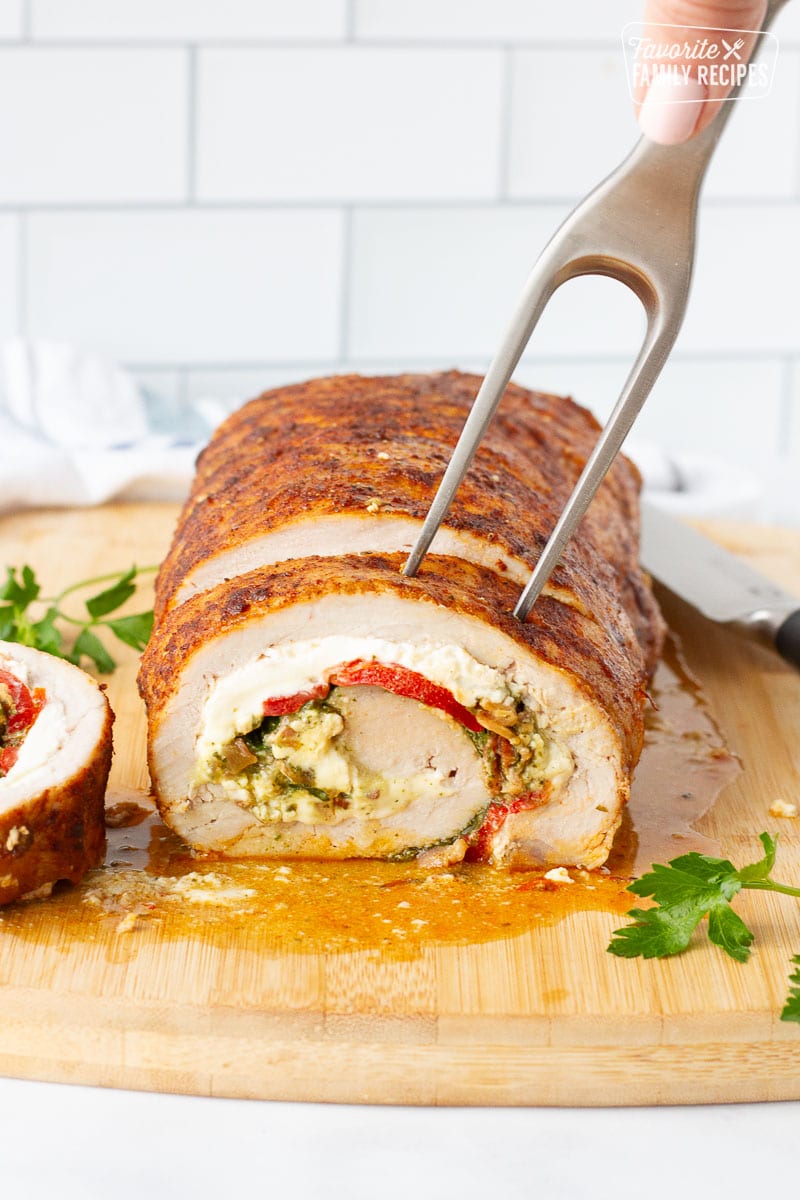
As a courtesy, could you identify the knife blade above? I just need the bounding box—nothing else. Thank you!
[639,503,800,670]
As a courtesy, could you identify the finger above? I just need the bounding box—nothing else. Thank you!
[633,0,767,144]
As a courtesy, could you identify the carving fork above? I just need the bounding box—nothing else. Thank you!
[403,0,785,620]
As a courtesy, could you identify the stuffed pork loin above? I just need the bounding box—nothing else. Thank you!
[155,372,662,669]
[0,642,112,903]
[139,372,663,869]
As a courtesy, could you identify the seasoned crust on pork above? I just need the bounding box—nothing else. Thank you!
[142,372,664,868]
[154,372,664,672]
[0,725,111,904]
[142,552,647,772]
[0,644,113,905]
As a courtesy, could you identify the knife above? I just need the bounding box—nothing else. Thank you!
[639,503,800,670]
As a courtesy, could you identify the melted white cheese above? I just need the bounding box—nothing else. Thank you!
[0,654,31,689]
[198,694,458,827]
[197,636,517,759]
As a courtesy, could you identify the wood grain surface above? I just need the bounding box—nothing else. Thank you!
[0,503,798,1107]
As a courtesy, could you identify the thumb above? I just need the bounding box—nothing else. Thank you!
[634,0,767,144]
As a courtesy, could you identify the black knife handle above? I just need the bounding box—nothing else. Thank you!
[776,610,800,670]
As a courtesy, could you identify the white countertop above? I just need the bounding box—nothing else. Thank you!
[1,1077,797,1197]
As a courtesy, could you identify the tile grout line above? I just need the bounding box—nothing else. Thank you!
[122,352,797,373]
[0,37,631,51]
[7,35,800,50]
[345,0,357,42]
[338,206,354,361]
[0,197,796,213]
[796,52,800,200]
[186,46,198,204]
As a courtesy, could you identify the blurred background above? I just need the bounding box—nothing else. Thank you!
[0,0,798,523]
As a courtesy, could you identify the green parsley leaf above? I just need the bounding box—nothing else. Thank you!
[69,628,116,674]
[737,831,777,884]
[628,853,743,906]
[106,611,154,652]
[0,565,40,609]
[84,567,136,619]
[31,607,64,657]
[609,834,800,967]
[0,561,155,673]
[781,956,800,1024]
[706,903,753,963]
[607,902,708,959]
[0,603,17,641]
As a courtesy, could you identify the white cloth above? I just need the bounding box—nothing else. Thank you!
[0,339,204,509]
[626,438,762,520]
[0,341,762,516]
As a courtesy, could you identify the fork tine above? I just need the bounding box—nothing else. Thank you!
[402,249,563,578]
[403,1,784,597]
[513,307,681,621]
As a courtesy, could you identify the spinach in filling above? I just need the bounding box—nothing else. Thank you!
[206,689,565,828]
[211,700,351,822]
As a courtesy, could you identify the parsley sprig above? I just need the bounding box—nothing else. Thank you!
[608,833,800,1023]
[0,563,155,673]
[783,956,800,1023]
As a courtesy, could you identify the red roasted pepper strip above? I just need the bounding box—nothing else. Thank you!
[0,669,45,777]
[0,746,18,774]
[329,660,483,733]
[260,660,482,732]
[0,668,42,735]
[262,683,330,716]
[466,792,544,862]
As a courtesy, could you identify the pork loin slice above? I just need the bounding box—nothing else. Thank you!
[0,641,113,904]
[155,372,664,673]
[139,554,646,869]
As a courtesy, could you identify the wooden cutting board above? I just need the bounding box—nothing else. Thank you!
[0,503,799,1107]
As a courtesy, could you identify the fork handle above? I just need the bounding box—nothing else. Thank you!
[512,0,788,621]
[630,0,788,199]
[775,610,800,670]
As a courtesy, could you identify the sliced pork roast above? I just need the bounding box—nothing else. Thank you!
[155,371,663,668]
[140,373,663,869]
[0,642,112,903]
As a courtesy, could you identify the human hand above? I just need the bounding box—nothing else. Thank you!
[635,1,768,143]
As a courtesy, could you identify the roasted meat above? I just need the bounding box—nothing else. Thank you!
[0,641,112,903]
[140,372,664,868]
[155,372,663,670]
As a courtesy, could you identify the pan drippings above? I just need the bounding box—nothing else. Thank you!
[0,632,738,959]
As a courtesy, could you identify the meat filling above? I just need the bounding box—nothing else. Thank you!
[192,643,575,857]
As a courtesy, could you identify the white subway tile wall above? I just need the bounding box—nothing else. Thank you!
[703,49,800,199]
[26,210,343,362]
[32,1,349,41]
[768,3,800,42]
[0,215,19,340]
[354,0,638,43]
[0,1,21,39]
[790,365,800,462]
[508,47,800,201]
[0,49,187,203]
[349,206,648,359]
[679,204,800,353]
[196,48,504,201]
[508,50,638,200]
[0,0,793,524]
